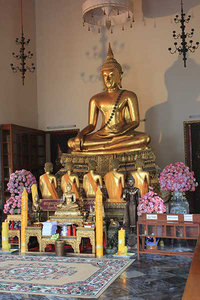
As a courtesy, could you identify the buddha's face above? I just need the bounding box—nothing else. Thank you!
[102,68,120,89]
[66,184,72,193]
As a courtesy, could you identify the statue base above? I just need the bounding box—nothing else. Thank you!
[106,198,124,203]
[59,147,157,177]
[56,147,160,222]
[55,210,81,217]
[104,201,126,222]
[49,215,84,226]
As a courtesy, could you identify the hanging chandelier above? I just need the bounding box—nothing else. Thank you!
[10,0,35,85]
[168,0,199,68]
[82,0,134,33]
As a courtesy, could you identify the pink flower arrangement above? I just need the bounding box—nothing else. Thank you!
[137,187,166,216]
[3,169,37,215]
[159,162,198,192]
[3,195,21,215]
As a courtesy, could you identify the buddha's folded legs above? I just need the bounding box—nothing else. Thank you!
[81,131,150,152]
[68,131,150,151]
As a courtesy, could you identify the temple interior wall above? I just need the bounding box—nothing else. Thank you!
[1,0,200,169]
[0,0,38,129]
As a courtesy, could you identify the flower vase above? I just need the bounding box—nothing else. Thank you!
[170,191,189,214]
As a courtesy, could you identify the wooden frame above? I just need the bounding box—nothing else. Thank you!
[184,121,200,212]
[137,213,200,260]
[47,129,79,173]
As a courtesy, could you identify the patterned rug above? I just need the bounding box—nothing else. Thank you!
[0,255,134,298]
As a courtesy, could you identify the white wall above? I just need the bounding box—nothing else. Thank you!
[35,0,200,168]
[0,0,38,128]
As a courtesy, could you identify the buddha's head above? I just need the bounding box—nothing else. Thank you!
[101,43,123,90]
[44,162,53,173]
[135,158,144,169]
[65,161,73,172]
[111,158,120,170]
[88,160,97,171]
[66,182,72,193]
[127,173,135,187]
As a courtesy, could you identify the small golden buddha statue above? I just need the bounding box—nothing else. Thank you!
[68,43,150,155]
[104,158,125,202]
[131,158,150,196]
[61,162,80,199]
[83,160,102,198]
[39,162,58,199]
[56,183,81,216]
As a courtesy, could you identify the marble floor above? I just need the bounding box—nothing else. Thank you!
[0,252,192,300]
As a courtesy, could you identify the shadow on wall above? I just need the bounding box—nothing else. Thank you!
[142,0,199,18]
[145,57,200,169]
[80,29,130,84]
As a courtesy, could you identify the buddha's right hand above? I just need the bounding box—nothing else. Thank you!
[74,134,83,151]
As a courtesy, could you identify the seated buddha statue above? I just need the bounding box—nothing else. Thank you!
[104,158,125,202]
[131,158,150,196]
[39,162,58,199]
[61,161,79,199]
[56,183,81,216]
[83,160,102,198]
[68,43,150,155]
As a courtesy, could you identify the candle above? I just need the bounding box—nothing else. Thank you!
[21,188,28,253]
[118,228,125,255]
[72,225,76,236]
[68,225,71,236]
[95,187,103,258]
[31,184,38,207]
[2,222,11,251]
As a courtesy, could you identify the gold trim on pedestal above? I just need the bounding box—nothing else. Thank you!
[104,202,126,209]
[6,215,21,222]
[49,215,84,227]
[8,229,21,248]
[25,227,42,252]
[59,147,157,177]
[76,227,96,254]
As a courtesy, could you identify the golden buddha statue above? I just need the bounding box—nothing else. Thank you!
[56,183,81,216]
[61,162,79,199]
[131,158,150,196]
[68,43,150,155]
[39,162,58,199]
[104,158,125,202]
[83,160,102,198]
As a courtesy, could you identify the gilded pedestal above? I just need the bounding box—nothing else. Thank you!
[56,148,159,221]
[49,215,84,227]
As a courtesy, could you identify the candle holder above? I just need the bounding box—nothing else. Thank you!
[168,0,199,67]
[10,0,35,85]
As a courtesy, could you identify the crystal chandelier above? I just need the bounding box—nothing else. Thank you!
[82,0,134,33]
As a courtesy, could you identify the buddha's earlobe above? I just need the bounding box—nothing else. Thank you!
[118,75,122,88]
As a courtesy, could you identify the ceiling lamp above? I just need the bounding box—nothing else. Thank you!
[82,0,134,33]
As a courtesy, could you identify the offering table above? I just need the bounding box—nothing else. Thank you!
[25,225,106,255]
